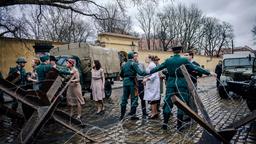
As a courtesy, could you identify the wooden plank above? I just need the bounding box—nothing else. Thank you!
[0,84,39,110]
[180,65,213,125]
[229,110,256,129]
[46,76,62,102]
[18,75,74,144]
[171,95,229,144]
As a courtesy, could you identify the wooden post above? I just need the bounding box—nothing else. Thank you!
[180,64,212,125]
[172,96,230,144]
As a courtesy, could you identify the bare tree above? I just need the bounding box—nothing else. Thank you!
[198,17,233,57]
[94,3,132,34]
[0,7,29,37]
[156,5,178,51]
[137,2,156,50]
[253,24,256,45]
[24,7,94,42]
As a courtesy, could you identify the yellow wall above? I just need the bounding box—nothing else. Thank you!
[137,50,221,71]
[0,38,64,77]
[98,34,139,52]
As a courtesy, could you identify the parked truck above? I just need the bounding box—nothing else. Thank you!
[227,57,256,111]
[50,43,121,98]
[218,51,255,98]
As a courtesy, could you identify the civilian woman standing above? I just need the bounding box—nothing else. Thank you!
[143,56,160,119]
[91,60,105,114]
[66,59,85,119]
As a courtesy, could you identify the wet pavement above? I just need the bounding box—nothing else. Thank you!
[1,77,256,143]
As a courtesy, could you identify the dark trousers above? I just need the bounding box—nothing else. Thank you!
[216,76,221,87]
[138,80,147,115]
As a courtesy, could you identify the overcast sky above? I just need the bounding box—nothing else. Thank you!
[125,0,256,49]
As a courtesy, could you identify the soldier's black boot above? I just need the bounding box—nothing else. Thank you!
[177,114,183,131]
[162,113,170,130]
[119,106,126,121]
[142,108,148,118]
[130,107,139,120]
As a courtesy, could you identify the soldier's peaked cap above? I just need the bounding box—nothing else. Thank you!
[171,46,183,51]
[127,51,134,59]
[40,55,49,62]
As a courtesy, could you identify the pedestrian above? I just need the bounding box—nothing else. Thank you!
[149,46,214,130]
[27,58,40,90]
[66,59,85,119]
[36,55,71,89]
[0,72,4,104]
[36,55,53,89]
[91,60,105,114]
[8,57,27,111]
[184,51,202,87]
[50,55,57,68]
[143,56,160,119]
[153,55,163,113]
[119,51,147,121]
[128,52,148,118]
[215,60,223,87]
[184,51,202,114]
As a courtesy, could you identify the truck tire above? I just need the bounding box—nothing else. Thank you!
[105,81,112,98]
[218,86,228,99]
[246,99,256,111]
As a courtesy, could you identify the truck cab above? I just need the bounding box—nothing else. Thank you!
[218,51,255,98]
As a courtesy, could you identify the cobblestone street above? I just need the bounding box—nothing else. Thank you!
[1,77,256,144]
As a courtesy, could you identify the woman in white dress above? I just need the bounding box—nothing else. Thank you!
[91,60,105,114]
[143,56,160,119]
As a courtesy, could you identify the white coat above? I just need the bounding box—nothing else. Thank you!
[144,61,160,101]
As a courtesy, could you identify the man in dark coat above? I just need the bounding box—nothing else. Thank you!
[215,60,223,87]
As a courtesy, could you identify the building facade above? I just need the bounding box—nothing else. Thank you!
[97,32,140,52]
[0,37,64,77]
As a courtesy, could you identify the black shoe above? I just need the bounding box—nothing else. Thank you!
[162,124,168,130]
[119,115,124,121]
[128,112,133,116]
[130,116,139,120]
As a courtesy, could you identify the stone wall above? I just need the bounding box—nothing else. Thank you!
[137,50,221,71]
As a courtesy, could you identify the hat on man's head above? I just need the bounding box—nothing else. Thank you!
[154,56,160,61]
[67,59,75,66]
[16,57,27,63]
[40,55,49,62]
[50,56,57,62]
[127,51,134,59]
[171,46,183,52]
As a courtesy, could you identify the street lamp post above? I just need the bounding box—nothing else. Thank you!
[130,41,135,51]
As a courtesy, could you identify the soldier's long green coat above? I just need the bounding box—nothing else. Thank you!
[150,54,210,115]
[120,59,147,109]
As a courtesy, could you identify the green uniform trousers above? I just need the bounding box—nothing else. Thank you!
[163,87,189,115]
[121,85,138,110]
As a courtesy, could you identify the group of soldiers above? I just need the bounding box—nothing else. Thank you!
[1,55,71,112]
[1,46,215,132]
[120,46,215,130]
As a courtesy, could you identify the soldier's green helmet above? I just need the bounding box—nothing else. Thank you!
[16,57,27,63]
[127,51,134,59]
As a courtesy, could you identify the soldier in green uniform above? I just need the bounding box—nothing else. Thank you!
[149,46,213,130]
[8,57,27,111]
[36,55,52,89]
[119,52,148,120]
[36,55,71,89]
